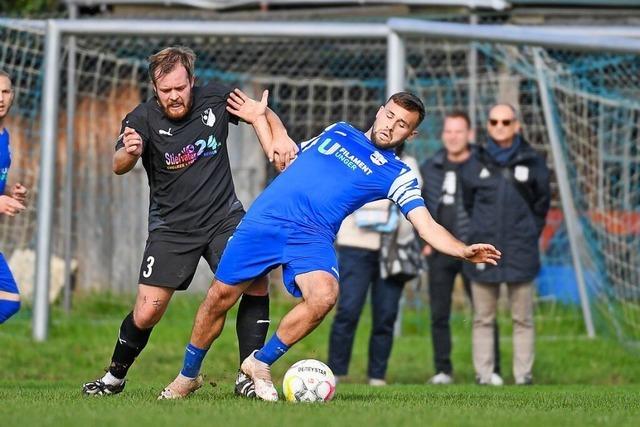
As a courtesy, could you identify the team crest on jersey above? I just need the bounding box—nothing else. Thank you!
[370,151,387,166]
[201,108,216,127]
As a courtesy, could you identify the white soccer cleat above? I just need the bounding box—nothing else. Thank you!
[428,372,453,385]
[158,373,204,400]
[240,351,278,402]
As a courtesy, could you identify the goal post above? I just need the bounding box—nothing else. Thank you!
[389,18,640,342]
[2,17,639,345]
[32,19,390,341]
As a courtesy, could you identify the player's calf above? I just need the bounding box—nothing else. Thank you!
[81,311,153,396]
[299,275,339,326]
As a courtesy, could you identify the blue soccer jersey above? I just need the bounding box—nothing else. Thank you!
[216,122,425,296]
[244,121,425,236]
[0,128,20,310]
[0,128,10,195]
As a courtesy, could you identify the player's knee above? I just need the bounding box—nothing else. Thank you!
[133,306,162,329]
[207,281,238,309]
[323,289,339,310]
[325,280,340,306]
[244,276,269,296]
[309,280,339,316]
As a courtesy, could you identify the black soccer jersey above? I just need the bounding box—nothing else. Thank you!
[116,82,242,232]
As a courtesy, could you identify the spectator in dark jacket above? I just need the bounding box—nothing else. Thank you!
[420,111,501,385]
[461,104,550,385]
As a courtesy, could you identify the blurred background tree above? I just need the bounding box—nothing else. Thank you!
[1,0,63,16]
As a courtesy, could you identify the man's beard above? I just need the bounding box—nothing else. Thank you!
[371,124,399,150]
[160,96,193,120]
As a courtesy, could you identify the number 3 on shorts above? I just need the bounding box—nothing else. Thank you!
[143,255,155,278]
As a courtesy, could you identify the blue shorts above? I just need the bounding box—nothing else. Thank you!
[0,252,19,295]
[215,219,339,297]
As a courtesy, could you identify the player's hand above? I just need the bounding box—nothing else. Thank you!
[122,127,143,157]
[462,243,501,265]
[0,195,26,217]
[422,244,433,257]
[10,183,28,205]
[226,88,267,124]
[270,134,299,172]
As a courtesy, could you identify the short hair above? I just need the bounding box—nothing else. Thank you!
[387,91,425,126]
[488,103,519,120]
[444,110,471,129]
[148,46,196,85]
[0,70,13,89]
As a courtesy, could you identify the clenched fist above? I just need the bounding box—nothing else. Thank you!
[122,126,143,157]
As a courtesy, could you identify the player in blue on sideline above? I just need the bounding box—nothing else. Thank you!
[162,90,501,401]
[0,70,28,324]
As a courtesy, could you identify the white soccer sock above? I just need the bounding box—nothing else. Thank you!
[101,371,125,386]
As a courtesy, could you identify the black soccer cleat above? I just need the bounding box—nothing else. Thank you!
[82,379,126,396]
[234,370,257,399]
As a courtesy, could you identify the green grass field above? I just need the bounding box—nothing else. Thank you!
[1,293,639,427]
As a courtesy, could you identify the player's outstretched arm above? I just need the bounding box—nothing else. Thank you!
[113,127,143,175]
[407,206,501,265]
[227,88,298,171]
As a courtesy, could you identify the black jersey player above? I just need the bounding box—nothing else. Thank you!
[82,46,297,399]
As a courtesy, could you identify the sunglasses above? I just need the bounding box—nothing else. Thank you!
[489,119,514,127]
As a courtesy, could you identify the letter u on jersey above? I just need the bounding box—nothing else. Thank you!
[318,138,340,155]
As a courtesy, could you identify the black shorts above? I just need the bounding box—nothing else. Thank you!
[138,209,244,290]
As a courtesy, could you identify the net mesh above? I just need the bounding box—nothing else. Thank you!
[406,39,640,345]
[1,20,639,345]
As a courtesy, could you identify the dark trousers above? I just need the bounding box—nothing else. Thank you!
[328,246,405,380]
[428,254,501,375]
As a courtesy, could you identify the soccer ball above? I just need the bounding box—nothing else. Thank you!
[282,359,336,402]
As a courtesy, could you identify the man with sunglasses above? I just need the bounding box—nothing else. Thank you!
[460,104,550,386]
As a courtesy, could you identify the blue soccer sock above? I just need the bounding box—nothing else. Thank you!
[254,333,290,366]
[0,300,20,324]
[180,343,209,379]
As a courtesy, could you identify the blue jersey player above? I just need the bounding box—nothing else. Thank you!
[162,90,501,401]
[0,70,28,324]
